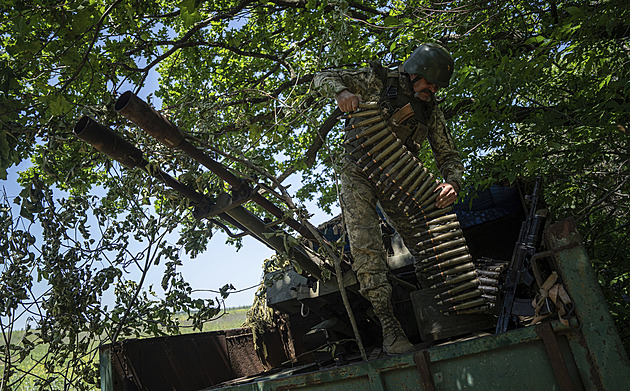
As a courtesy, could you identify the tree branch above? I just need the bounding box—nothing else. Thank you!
[225,74,314,106]
[138,0,256,73]
[59,0,124,94]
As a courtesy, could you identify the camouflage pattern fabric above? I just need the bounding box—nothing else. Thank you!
[315,66,464,288]
[314,67,384,103]
[340,158,423,290]
[340,158,413,353]
[314,66,463,190]
[316,65,463,349]
[338,158,389,295]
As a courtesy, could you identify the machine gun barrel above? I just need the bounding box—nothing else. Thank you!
[74,116,324,280]
[115,91,316,242]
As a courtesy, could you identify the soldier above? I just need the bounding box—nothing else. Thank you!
[314,43,464,354]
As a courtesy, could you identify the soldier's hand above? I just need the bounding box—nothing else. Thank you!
[435,182,459,208]
[336,90,361,112]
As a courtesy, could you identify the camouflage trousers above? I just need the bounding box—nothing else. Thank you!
[340,157,421,300]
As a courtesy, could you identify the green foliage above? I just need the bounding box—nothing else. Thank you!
[1,0,629,388]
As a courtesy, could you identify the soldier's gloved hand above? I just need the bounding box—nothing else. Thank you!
[435,181,459,208]
[336,90,361,112]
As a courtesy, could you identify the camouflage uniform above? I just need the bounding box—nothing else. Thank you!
[314,65,464,353]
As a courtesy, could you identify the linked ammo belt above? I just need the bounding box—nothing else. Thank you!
[341,102,506,316]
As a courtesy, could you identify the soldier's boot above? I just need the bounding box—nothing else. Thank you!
[367,290,414,355]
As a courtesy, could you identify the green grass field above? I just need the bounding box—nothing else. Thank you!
[176,306,250,333]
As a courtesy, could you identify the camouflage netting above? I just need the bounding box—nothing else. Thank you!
[243,256,296,368]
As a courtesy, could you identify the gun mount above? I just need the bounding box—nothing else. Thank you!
[75,104,325,280]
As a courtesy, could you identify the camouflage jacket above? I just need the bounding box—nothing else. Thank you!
[314,66,464,190]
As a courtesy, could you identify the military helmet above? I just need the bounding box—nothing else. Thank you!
[403,43,454,87]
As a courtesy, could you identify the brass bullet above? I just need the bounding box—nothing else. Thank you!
[356,134,395,165]
[478,276,499,286]
[423,213,458,227]
[343,115,383,131]
[400,169,430,209]
[479,285,498,293]
[410,205,454,226]
[430,270,477,289]
[444,298,486,313]
[445,303,494,315]
[415,221,461,240]
[338,109,381,120]
[348,128,391,155]
[375,152,413,186]
[405,174,436,211]
[386,164,423,197]
[427,262,475,280]
[371,148,408,181]
[434,279,480,299]
[362,139,402,172]
[420,246,469,270]
[416,229,464,250]
[418,181,440,206]
[348,121,387,140]
[425,254,473,272]
[396,164,424,194]
[417,234,465,258]
[477,269,501,277]
[437,288,482,306]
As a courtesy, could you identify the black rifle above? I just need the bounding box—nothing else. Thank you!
[496,177,545,333]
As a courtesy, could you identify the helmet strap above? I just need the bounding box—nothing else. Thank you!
[408,75,422,86]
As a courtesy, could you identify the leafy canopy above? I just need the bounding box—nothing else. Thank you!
[1,0,628,388]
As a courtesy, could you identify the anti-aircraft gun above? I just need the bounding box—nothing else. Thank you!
[77,93,630,391]
[75,92,328,277]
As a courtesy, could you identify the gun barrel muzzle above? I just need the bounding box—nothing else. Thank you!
[74,116,145,168]
[115,91,185,148]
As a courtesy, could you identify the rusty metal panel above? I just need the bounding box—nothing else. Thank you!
[116,331,231,390]
[413,350,435,391]
[535,322,576,391]
[101,328,264,391]
[225,329,266,377]
[419,324,585,390]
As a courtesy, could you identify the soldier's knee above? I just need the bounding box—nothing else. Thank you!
[356,272,389,295]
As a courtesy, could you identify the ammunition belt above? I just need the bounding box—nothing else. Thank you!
[342,102,506,316]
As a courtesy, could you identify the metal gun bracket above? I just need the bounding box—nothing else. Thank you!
[193,192,250,219]
[192,180,257,219]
